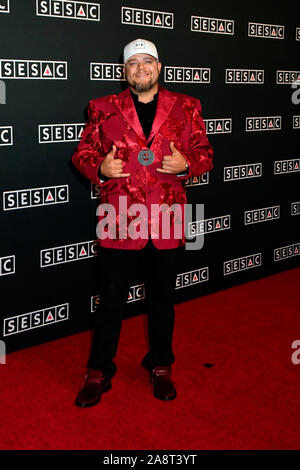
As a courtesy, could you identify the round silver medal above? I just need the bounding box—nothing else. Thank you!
[138,149,155,166]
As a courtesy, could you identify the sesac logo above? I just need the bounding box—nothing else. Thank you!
[226,69,264,84]
[39,123,84,143]
[224,253,262,275]
[191,16,234,35]
[41,240,97,267]
[0,255,15,276]
[244,205,280,225]
[91,284,145,311]
[121,7,174,29]
[3,185,68,210]
[175,267,209,289]
[0,59,67,79]
[248,22,284,39]
[293,116,300,129]
[0,0,9,13]
[274,242,300,261]
[246,116,282,132]
[91,295,100,312]
[36,0,100,21]
[91,183,101,199]
[188,215,230,238]
[0,126,13,145]
[291,202,300,216]
[274,158,300,174]
[276,70,300,84]
[224,163,262,181]
[185,173,209,186]
[297,28,300,41]
[90,63,126,81]
[164,66,210,83]
[127,284,145,302]
[204,118,232,134]
[3,303,69,336]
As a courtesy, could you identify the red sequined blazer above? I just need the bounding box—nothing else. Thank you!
[72,85,213,249]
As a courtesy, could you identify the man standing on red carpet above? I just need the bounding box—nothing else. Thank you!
[71,38,213,407]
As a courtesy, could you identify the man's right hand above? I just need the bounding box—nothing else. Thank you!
[100,145,131,178]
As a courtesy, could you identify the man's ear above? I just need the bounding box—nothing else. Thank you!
[158,62,162,74]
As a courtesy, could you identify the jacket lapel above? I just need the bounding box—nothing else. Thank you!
[147,85,177,145]
[112,85,178,146]
[112,88,146,142]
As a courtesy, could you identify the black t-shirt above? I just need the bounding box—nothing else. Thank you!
[130,90,158,140]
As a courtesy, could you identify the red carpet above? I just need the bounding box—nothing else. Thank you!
[1,267,300,450]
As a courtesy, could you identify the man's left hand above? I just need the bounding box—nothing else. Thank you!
[156,142,187,174]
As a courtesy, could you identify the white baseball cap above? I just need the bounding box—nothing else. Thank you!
[123,38,159,63]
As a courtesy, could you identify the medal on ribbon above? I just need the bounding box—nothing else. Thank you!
[138,149,155,166]
[136,133,155,166]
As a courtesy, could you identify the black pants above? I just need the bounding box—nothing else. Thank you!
[87,238,183,379]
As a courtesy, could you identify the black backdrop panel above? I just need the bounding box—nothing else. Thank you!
[0,0,299,353]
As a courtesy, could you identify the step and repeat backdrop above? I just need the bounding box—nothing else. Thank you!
[0,0,299,353]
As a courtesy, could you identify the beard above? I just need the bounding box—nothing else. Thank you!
[127,75,159,93]
[132,81,154,92]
